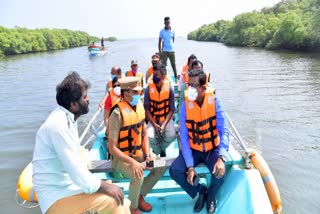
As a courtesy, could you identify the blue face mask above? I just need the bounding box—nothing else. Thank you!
[129,94,140,106]
[111,74,117,80]
[153,75,161,84]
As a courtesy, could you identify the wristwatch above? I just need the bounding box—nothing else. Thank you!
[219,155,227,163]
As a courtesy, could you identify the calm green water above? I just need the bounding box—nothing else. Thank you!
[0,38,319,213]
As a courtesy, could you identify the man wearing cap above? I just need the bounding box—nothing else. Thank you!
[144,63,176,157]
[145,54,160,83]
[126,60,144,87]
[158,16,178,83]
[108,76,166,214]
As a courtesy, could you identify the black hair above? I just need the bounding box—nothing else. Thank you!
[188,54,197,64]
[116,67,121,74]
[153,63,167,75]
[191,60,203,69]
[112,76,119,86]
[56,72,90,109]
[164,17,170,22]
[188,69,206,86]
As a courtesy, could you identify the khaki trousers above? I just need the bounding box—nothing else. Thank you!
[46,192,131,214]
[112,153,166,209]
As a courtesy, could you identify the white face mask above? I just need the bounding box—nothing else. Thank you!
[187,87,198,101]
[113,86,121,96]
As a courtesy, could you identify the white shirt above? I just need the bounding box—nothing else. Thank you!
[32,106,101,213]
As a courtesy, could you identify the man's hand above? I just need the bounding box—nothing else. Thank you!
[131,159,145,179]
[212,158,225,179]
[186,167,196,186]
[97,181,124,206]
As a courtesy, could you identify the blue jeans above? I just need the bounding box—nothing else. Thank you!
[169,149,224,201]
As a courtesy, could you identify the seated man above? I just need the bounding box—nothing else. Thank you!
[145,53,160,83]
[144,63,176,157]
[108,76,166,214]
[99,66,122,108]
[33,72,130,214]
[126,60,144,87]
[170,69,229,214]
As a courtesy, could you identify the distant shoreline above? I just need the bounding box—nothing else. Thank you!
[0,26,116,57]
[187,0,320,52]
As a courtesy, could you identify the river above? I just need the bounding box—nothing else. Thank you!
[0,38,319,213]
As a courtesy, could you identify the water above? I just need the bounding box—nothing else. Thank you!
[1,38,319,213]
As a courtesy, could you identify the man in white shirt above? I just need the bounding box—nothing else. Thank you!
[32,72,130,214]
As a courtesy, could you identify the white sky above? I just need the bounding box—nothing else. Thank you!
[0,0,282,39]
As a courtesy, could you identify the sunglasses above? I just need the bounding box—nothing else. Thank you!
[113,84,120,88]
[187,83,201,88]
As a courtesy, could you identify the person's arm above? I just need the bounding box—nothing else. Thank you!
[158,30,163,53]
[141,123,150,158]
[103,95,112,129]
[161,88,175,130]
[215,96,229,157]
[179,101,194,168]
[172,30,175,43]
[144,87,161,130]
[50,128,101,194]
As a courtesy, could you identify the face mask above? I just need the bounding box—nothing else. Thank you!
[132,68,138,75]
[129,94,140,106]
[111,74,117,80]
[113,86,121,96]
[187,87,198,101]
[153,75,161,84]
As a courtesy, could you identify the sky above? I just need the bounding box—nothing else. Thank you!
[0,0,282,39]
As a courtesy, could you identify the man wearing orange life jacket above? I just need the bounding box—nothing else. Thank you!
[144,63,176,157]
[98,66,122,109]
[126,60,144,88]
[177,60,211,114]
[178,54,197,96]
[170,69,229,214]
[108,77,166,214]
[145,54,160,83]
[103,76,121,135]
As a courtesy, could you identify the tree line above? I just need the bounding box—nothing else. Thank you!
[0,26,99,56]
[188,0,320,51]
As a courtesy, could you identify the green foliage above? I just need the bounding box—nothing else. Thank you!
[105,36,117,42]
[188,0,320,51]
[0,26,98,56]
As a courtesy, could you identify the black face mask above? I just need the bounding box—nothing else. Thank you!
[153,75,161,84]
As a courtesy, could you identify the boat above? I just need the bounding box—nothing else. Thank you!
[16,80,282,214]
[88,45,107,56]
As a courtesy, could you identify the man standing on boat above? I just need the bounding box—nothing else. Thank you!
[32,72,130,214]
[144,63,176,157]
[158,16,178,83]
[108,76,166,214]
[126,60,144,87]
[169,69,229,214]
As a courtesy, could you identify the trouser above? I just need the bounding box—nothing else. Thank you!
[46,190,131,214]
[161,51,177,81]
[169,149,224,202]
[112,153,166,209]
[147,119,176,155]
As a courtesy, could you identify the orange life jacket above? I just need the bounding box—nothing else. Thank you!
[148,82,171,123]
[108,88,120,107]
[117,101,145,158]
[147,66,153,77]
[126,70,143,86]
[181,64,189,83]
[108,80,113,89]
[185,88,220,152]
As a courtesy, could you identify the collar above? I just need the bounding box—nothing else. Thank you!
[58,106,76,123]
